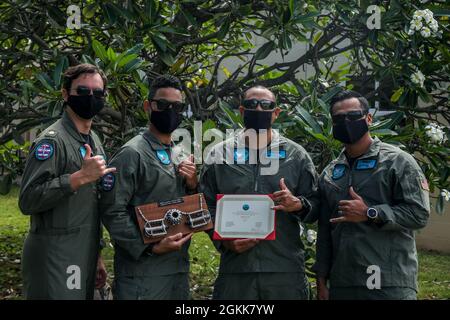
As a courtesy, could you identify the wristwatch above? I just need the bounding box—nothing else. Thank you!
[366,207,379,221]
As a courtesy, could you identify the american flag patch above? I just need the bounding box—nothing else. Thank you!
[35,142,54,161]
[421,178,429,191]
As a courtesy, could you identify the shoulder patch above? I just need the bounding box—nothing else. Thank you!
[420,178,429,191]
[332,164,346,180]
[266,149,286,159]
[156,149,171,165]
[101,173,115,191]
[35,142,54,161]
[356,159,377,170]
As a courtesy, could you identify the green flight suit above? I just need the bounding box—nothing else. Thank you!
[18,111,105,300]
[200,130,319,300]
[99,130,191,300]
[315,137,430,300]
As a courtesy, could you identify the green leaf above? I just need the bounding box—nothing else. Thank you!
[81,55,98,66]
[391,87,404,103]
[281,32,292,50]
[36,73,54,92]
[431,9,450,17]
[158,52,175,67]
[152,34,168,52]
[102,4,118,24]
[123,58,144,73]
[170,56,186,73]
[317,98,329,113]
[289,0,296,16]
[145,0,157,21]
[321,87,342,103]
[116,52,137,67]
[53,56,68,89]
[106,47,117,62]
[217,19,231,40]
[202,119,216,134]
[313,31,323,44]
[182,9,197,27]
[294,105,322,133]
[218,101,243,128]
[255,41,275,60]
[92,40,108,62]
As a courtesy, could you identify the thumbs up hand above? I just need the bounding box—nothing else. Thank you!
[271,178,303,213]
[70,144,116,191]
[330,187,368,224]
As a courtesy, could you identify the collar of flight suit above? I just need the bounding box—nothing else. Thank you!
[142,129,173,151]
[61,110,96,145]
[334,136,382,167]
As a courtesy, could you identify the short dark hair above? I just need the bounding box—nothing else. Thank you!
[241,85,277,105]
[148,74,183,100]
[63,63,107,91]
[329,90,369,114]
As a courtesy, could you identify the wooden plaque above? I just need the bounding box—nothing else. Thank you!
[135,193,213,244]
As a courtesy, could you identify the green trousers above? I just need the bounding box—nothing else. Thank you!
[213,272,310,300]
[330,286,417,300]
[113,273,189,300]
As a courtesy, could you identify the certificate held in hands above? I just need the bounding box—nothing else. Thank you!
[213,194,276,240]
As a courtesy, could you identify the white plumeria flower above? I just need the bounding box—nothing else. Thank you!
[410,18,423,31]
[421,27,431,38]
[410,9,439,38]
[423,9,434,23]
[441,189,450,202]
[306,229,317,244]
[410,70,425,88]
[425,123,446,144]
[299,224,304,237]
[430,21,439,32]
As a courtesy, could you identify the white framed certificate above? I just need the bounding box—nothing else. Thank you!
[213,194,276,240]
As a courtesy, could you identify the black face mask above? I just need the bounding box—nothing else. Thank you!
[150,108,182,134]
[243,109,273,131]
[67,95,104,119]
[333,118,369,144]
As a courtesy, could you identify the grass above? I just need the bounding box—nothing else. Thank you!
[1,186,448,300]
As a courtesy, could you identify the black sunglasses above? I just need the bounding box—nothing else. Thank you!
[151,99,186,113]
[332,110,367,124]
[242,99,276,111]
[74,85,106,98]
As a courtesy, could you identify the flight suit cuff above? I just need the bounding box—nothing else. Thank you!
[372,204,391,228]
[60,174,75,196]
[293,196,312,220]
[185,186,198,195]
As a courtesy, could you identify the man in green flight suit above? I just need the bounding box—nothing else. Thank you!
[99,75,198,300]
[200,86,320,300]
[19,63,115,299]
[315,90,430,300]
